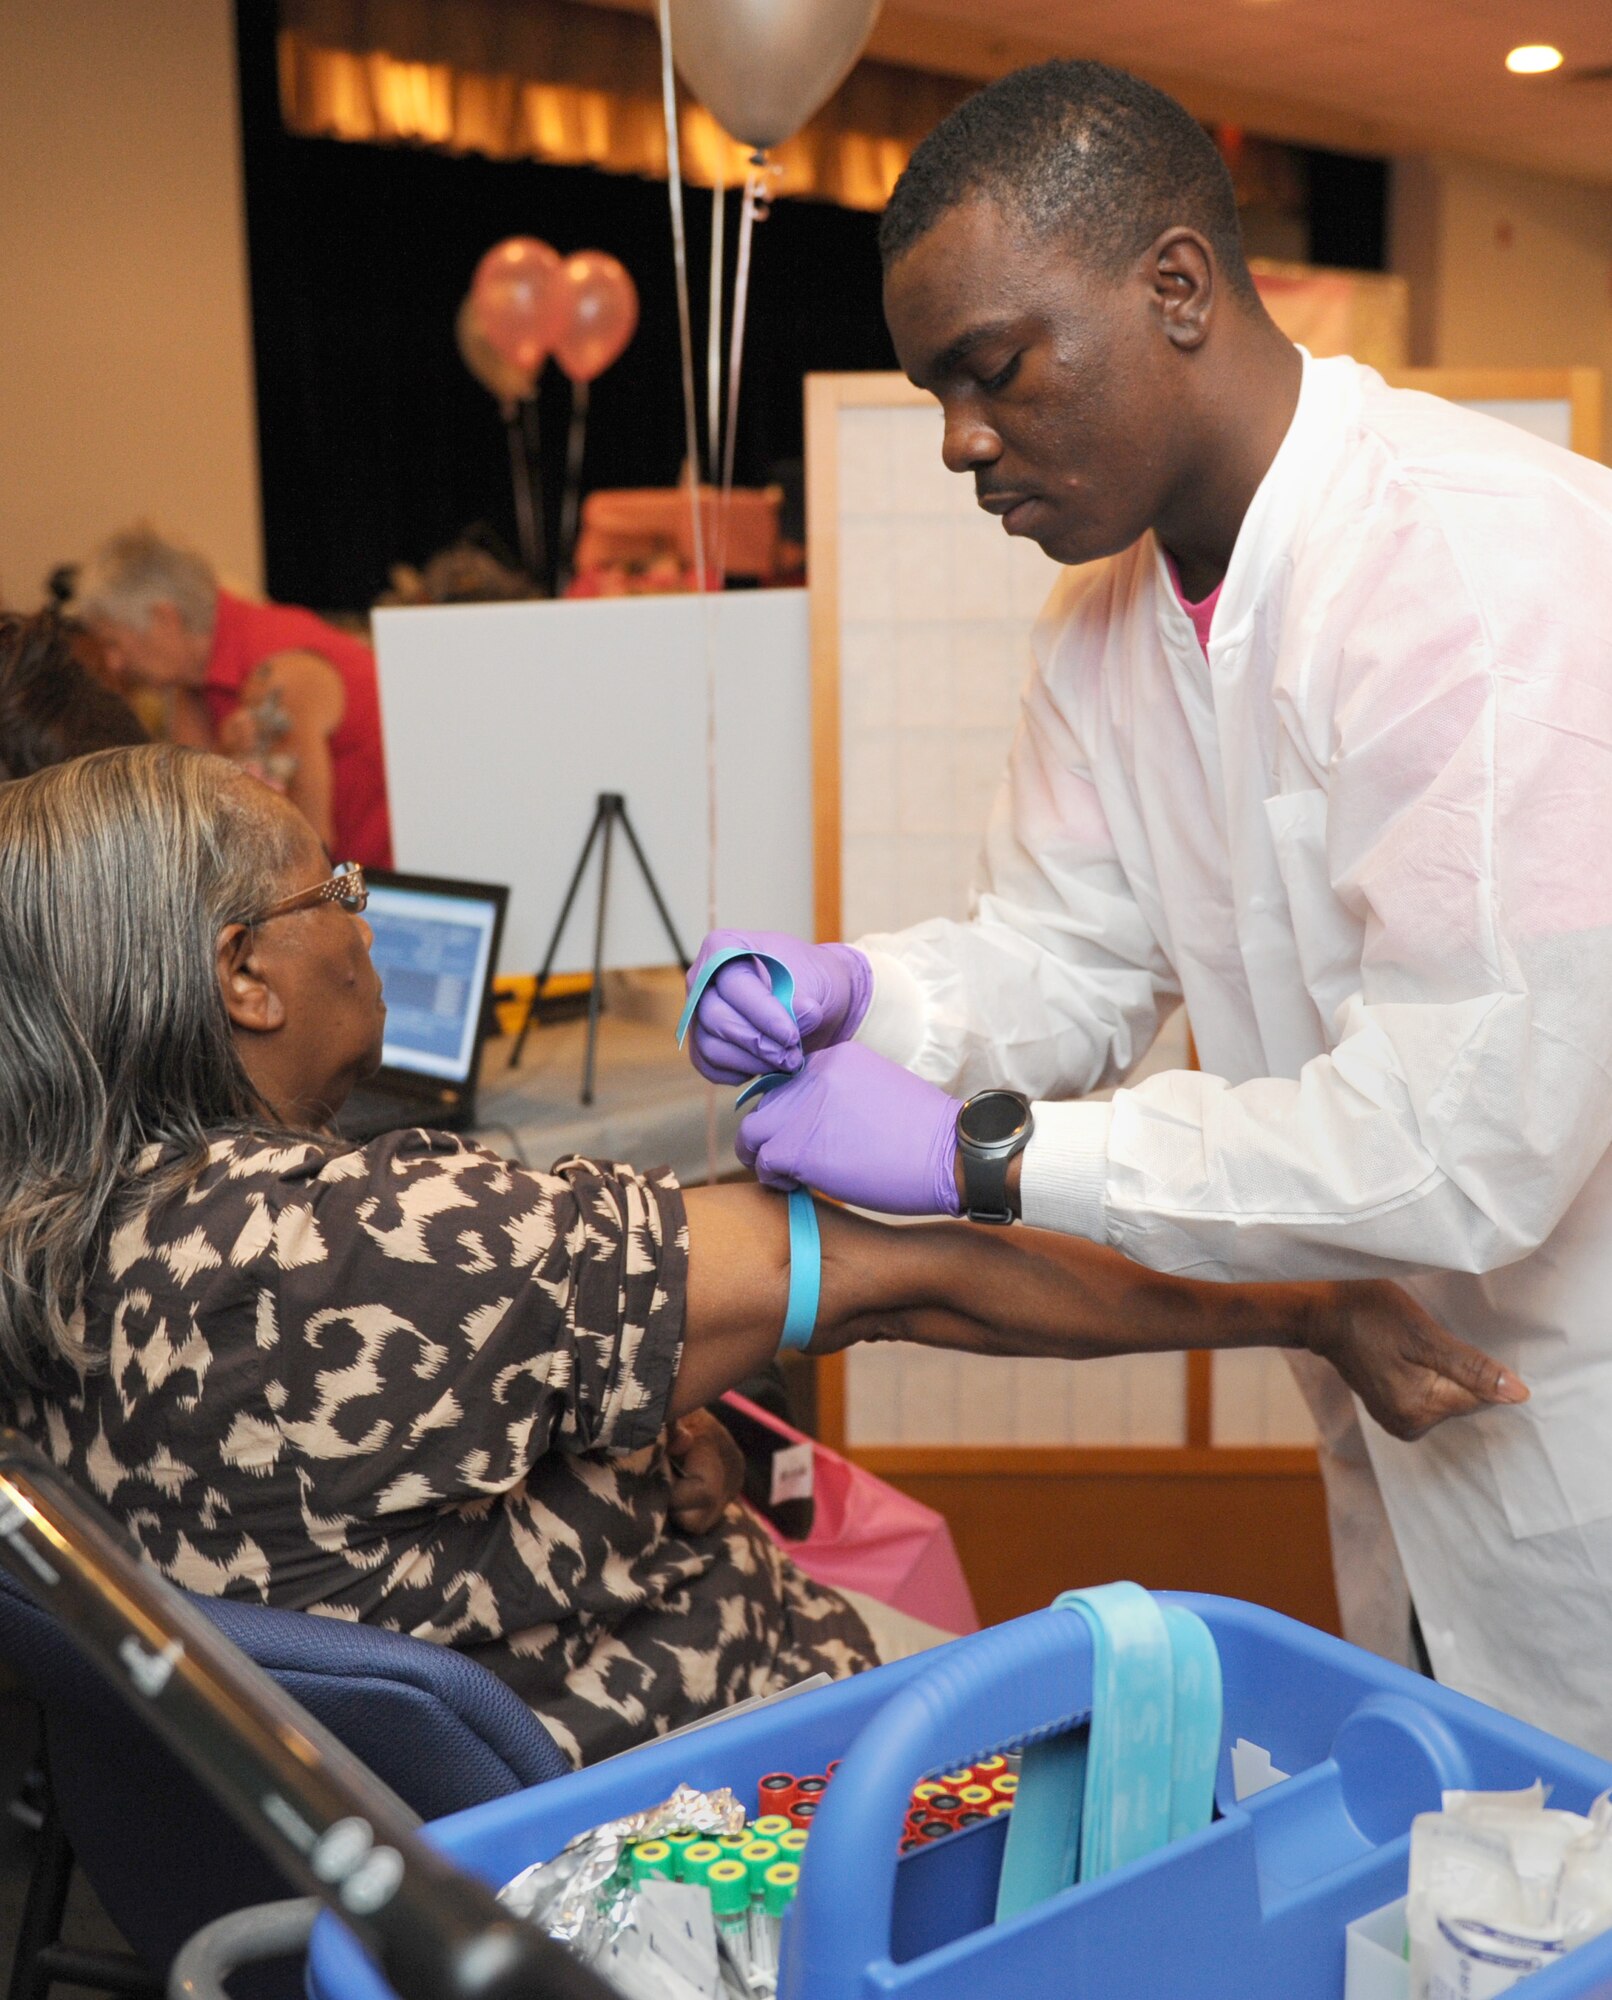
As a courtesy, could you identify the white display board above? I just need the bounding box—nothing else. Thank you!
[374,591,812,979]
[831,395,1060,938]
[1461,398,1573,449]
[1387,367,1601,461]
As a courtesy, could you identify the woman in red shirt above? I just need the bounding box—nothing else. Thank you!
[72,525,392,868]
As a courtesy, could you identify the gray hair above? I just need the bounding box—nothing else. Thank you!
[71,524,219,637]
[0,746,297,1380]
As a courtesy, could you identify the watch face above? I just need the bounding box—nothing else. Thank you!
[959,1091,1030,1147]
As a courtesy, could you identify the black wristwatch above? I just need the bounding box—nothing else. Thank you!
[956,1090,1034,1224]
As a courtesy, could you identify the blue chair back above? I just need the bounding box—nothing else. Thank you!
[0,1566,569,1974]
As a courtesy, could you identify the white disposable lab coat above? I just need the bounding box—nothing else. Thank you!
[856,353,1612,1755]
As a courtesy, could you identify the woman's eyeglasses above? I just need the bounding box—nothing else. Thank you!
[251,862,368,926]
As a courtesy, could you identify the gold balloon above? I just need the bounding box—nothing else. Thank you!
[455,293,536,409]
[667,0,883,152]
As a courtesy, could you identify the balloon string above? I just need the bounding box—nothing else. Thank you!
[656,0,708,572]
[558,378,589,589]
[656,0,720,1184]
[707,177,726,491]
[716,160,768,584]
[507,405,542,584]
[523,396,550,590]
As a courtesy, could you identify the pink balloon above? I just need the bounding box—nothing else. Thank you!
[469,238,567,377]
[554,252,639,385]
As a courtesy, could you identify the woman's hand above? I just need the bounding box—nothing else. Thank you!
[1303,1281,1528,1441]
[667,1408,747,1534]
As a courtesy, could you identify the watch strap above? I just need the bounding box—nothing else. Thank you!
[961,1145,1014,1224]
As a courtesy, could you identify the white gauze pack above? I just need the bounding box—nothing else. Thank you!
[1407,1782,1612,2000]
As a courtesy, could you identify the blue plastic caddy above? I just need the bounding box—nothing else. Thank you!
[305,1595,1612,1999]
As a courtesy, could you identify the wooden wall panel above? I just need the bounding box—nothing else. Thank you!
[856,1449,1342,1635]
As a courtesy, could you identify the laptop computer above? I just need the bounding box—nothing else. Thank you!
[336,869,509,1142]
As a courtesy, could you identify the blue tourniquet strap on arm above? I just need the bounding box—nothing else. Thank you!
[995,1582,1222,1920]
[676,948,822,1351]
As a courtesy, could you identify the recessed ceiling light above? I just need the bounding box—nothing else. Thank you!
[1505,43,1564,73]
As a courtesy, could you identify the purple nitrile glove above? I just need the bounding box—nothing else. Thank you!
[737,1041,963,1217]
[684,930,873,1087]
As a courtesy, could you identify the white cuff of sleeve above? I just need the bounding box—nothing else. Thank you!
[852,947,929,1069]
[1020,1099,1114,1240]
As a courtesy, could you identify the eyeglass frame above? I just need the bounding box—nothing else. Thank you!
[249,861,368,927]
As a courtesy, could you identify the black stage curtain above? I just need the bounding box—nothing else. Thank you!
[1306,150,1388,275]
[233,0,896,611]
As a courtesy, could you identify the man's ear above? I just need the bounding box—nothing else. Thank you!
[1150,228,1215,352]
[217,924,287,1036]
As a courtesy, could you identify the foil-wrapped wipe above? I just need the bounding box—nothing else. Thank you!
[499,1783,745,1955]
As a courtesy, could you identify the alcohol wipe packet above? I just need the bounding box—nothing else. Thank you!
[1407,1782,1612,2000]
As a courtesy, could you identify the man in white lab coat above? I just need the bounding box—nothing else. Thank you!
[683,61,1612,1755]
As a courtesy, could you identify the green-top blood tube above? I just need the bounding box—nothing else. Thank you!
[629,1839,674,1883]
[707,1859,751,1920]
[681,1839,723,1883]
[740,1838,780,1891]
[762,1861,800,1916]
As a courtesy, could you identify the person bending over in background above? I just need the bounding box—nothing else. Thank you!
[71,524,392,868]
[0,609,146,780]
[0,748,1521,1763]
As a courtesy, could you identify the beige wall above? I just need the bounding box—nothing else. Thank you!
[1391,153,1612,405]
[0,0,262,609]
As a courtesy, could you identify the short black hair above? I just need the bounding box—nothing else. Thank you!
[880,60,1256,300]
[0,611,147,782]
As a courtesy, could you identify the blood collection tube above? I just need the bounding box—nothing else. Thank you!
[788,1798,820,1830]
[992,1773,1019,1802]
[681,1839,723,1884]
[629,1839,674,1883]
[764,1861,800,1911]
[663,1827,699,1877]
[751,1814,794,1841]
[955,1810,990,1829]
[971,1755,1008,1779]
[757,1771,799,1818]
[795,1775,829,1801]
[919,1817,957,1842]
[740,1838,780,1892]
[778,1828,809,1860]
[708,1859,753,1983]
[988,1799,1014,1818]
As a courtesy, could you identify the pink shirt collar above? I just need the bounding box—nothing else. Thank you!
[1162,550,1222,658]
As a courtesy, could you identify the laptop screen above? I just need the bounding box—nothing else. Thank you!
[365,874,507,1086]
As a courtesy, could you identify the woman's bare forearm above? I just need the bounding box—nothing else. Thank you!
[674,1187,1327,1416]
[815,1210,1332,1360]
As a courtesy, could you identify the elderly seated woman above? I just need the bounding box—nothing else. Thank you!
[0,748,1521,1763]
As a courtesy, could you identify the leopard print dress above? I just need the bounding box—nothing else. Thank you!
[9,1128,876,1764]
